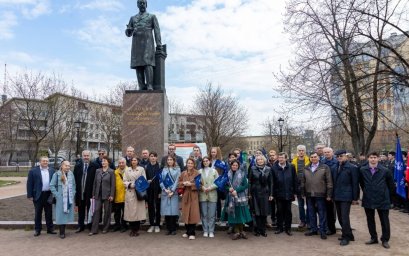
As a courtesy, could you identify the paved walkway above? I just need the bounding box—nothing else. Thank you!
[1,204,408,256]
[0,177,27,200]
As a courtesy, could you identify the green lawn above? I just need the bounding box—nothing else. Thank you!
[0,180,19,187]
[0,171,29,177]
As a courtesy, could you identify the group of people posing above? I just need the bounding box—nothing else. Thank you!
[26,144,394,249]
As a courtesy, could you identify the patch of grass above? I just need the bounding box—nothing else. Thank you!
[0,180,19,187]
[0,171,29,177]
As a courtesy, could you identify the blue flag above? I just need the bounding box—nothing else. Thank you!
[194,174,202,189]
[135,176,150,192]
[250,155,256,167]
[238,151,243,164]
[214,171,229,191]
[214,160,227,172]
[261,147,268,158]
[153,168,163,182]
[163,172,175,189]
[395,137,406,198]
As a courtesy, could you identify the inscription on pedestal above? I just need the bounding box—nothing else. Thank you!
[122,91,169,157]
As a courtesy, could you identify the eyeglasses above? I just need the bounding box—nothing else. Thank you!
[169,148,176,151]
[336,155,344,158]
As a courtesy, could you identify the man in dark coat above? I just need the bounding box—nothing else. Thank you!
[26,156,56,236]
[145,151,162,233]
[271,152,297,236]
[359,152,394,249]
[333,149,359,246]
[161,144,184,170]
[125,0,162,90]
[322,147,338,236]
[74,150,97,232]
[94,148,115,169]
[266,149,278,227]
[139,149,150,169]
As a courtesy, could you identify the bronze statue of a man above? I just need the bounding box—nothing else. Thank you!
[125,0,162,90]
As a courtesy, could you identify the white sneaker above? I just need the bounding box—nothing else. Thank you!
[154,226,160,233]
[182,233,188,238]
[203,232,208,237]
[209,232,214,238]
[147,226,155,233]
[189,235,196,240]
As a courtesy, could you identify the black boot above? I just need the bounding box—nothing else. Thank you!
[59,225,66,239]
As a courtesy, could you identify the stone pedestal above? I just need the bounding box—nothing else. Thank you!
[122,90,169,157]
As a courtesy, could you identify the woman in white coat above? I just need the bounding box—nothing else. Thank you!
[123,156,147,237]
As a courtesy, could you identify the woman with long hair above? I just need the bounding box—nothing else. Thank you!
[222,160,252,240]
[178,158,201,240]
[198,156,219,238]
[123,156,147,237]
[50,160,76,239]
[160,155,181,235]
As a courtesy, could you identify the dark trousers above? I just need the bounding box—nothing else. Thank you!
[307,197,327,234]
[364,208,390,242]
[216,191,225,219]
[147,196,161,226]
[276,199,292,231]
[326,200,336,233]
[185,224,196,236]
[255,215,267,234]
[298,196,309,224]
[335,201,354,241]
[113,202,127,228]
[77,198,91,229]
[165,215,178,232]
[33,191,53,232]
[270,199,276,223]
[91,199,112,233]
[129,221,140,231]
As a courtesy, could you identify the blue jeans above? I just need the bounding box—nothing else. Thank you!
[298,197,309,224]
[200,201,217,233]
[307,197,327,234]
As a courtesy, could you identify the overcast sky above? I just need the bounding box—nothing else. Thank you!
[0,0,293,135]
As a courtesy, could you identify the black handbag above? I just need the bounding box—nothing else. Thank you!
[135,189,147,201]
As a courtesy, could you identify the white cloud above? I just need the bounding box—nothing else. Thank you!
[21,0,51,19]
[0,11,17,39]
[5,51,37,63]
[71,16,128,63]
[78,0,124,12]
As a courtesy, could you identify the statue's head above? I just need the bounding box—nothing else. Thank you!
[137,0,147,12]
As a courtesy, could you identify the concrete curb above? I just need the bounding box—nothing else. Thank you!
[0,221,314,232]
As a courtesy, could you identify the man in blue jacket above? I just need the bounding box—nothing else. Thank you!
[322,147,338,236]
[26,156,56,236]
[333,150,359,246]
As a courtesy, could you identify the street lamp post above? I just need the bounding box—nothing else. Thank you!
[74,120,81,157]
[278,117,284,152]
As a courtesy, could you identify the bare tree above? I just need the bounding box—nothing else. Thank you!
[46,93,78,168]
[193,83,248,154]
[277,0,409,155]
[8,71,67,166]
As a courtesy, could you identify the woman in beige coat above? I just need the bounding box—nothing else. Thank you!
[123,156,147,237]
[178,157,200,240]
